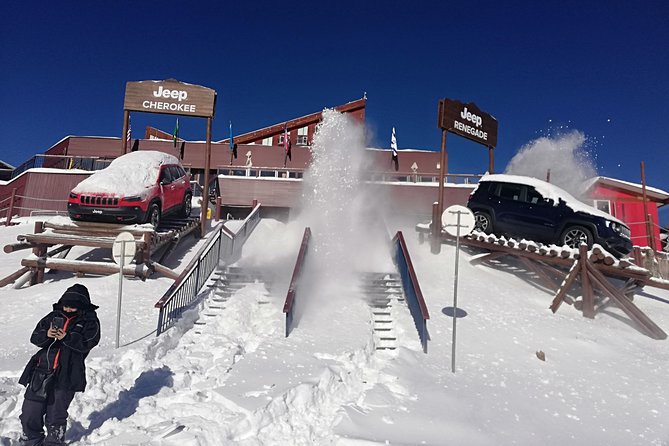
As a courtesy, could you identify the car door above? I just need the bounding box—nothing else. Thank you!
[520,187,561,242]
[158,165,176,211]
[169,165,188,209]
[490,183,529,236]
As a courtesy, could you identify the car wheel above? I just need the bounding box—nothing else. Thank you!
[474,211,493,234]
[147,203,161,228]
[559,225,593,249]
[182,193,192,218]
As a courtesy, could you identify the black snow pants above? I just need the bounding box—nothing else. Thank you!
[20,388,75,446]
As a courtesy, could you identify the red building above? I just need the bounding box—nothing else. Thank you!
[583,177,669,251]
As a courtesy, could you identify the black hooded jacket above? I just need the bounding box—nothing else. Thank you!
[19,284,100,393]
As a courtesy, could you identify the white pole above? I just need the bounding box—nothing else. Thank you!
[115,241,125,349]
[451,211,462,374]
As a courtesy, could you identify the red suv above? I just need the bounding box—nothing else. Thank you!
[67,151,192,227]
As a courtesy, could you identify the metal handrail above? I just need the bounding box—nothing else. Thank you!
[11,154,114,179]
[393,230,430,353]
[154,203,262,335]
[283,227,312,337]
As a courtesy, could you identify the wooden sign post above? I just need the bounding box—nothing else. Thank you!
[122,79,217,238]
[433,98,498,254]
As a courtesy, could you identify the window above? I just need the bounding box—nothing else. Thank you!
[159,167,173,184]
[278,134,284,145]
[498,184,523,201]
[169,166,182,180]
[526,187,544,204]
[595,200,611,214]
[262,137,273,146]
[297,127,308,145]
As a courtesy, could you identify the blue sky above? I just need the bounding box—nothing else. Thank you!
[2,1,668,219]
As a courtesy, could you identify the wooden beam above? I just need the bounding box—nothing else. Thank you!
[21,258,153,279]
[585,261,667,340]
[21,233,146,250]
[150,261,180,280]
[580,245,595,318]
[518,257,562,290]
[550,260,580,313]
[3,242,32,253]
[0,266,31,288]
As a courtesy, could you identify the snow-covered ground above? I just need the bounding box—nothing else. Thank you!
[0,214,668,445]
[1,111,668,445]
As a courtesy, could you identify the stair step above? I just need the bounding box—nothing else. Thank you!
[374,320,393,324]
[376,347,397,350]
[372,311,391,316]
[379,337,397,341]
[374,328,393,332]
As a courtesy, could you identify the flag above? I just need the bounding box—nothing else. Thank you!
[172,118,179,147]
[284,126,292,161]
[126,115,132,144]
[391,127,399,171]
[230,121,237,159]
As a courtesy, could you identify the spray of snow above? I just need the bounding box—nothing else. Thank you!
[504,130,597,198]
[288,109,394,320]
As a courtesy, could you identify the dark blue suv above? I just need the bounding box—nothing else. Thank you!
[466,174,633,258]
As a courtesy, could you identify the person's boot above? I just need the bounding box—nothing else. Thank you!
[44,424,66,445]
[19,431,45,446]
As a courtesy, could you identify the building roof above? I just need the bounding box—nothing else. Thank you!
[583,176,669,205]
[0,160,14,170]
[144,97,367,145]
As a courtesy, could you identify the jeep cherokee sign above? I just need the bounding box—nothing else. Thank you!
[124,79,216,118]
[439,98,498,148]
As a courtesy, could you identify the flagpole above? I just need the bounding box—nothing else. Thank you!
[283,125,288,168]
[121,110,129,155]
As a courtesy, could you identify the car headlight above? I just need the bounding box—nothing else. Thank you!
[124,195,143,202]
[69,192,78,199]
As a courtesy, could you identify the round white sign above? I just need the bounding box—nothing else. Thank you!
[442,205,475,237]
[112,232,137,265]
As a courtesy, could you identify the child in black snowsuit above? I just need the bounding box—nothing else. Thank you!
[18,283,100,446]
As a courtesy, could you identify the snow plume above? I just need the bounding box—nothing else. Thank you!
[297,109,393,299]
[504,130,597,198]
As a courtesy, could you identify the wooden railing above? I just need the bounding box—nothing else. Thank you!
[283,227,312,337]
[393,231,430,353]
[154,204,262,335]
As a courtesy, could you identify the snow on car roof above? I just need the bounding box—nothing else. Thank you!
[478,173,626,225]
[72,151,180,196]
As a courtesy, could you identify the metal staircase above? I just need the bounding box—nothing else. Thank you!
[360,272,405,351]
[194,267,270,334]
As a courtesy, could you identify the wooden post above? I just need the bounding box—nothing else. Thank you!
[215,196,222,221]
[6,187,17,226]
[640,161,656,251]
[142,232,152,264]
[580,244,595,318]
[430,202,441,254]
[201,117,213,239]
[433,130,447,255]
[31,221,46,285]
[488,147,494,174]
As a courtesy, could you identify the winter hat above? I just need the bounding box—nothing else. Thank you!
[56,283,98,311]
